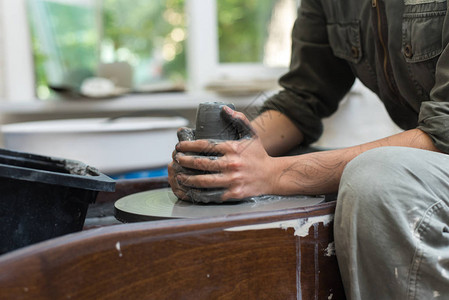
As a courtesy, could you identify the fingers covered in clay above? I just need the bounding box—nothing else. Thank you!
[176,139,237,156]
[170,126,197,198]
[168,161,191,201]
[172,173,227,203]
[171,150,198,175]
[175,153,227,172]
[169,163,227,203]
[185,188,225,203]
[177,172,228,189]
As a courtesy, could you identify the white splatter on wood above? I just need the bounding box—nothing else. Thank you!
[115,241,123,258]
[224,215,334,237]
[324,242,335,257]
[328,293,333,299]
[433,290,440,298]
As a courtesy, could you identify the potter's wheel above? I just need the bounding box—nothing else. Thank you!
[114,188,326,222]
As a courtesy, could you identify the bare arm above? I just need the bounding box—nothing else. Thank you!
[251,110,304,156]
[174,108,441,200]
[271,128,441,195]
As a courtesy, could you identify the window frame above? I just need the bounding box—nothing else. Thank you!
[0,0,35,102]
[186,0,294,91]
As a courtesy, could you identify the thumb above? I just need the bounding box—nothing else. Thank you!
[221,106,255,139]
[177,127,195,141]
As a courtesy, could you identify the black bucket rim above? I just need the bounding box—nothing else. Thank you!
[0,148,115,192]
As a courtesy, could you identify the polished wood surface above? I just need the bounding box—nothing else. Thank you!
[0,201,345,299]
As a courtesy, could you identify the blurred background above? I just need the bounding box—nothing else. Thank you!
[0,0,401,177]
[6,0,295,100]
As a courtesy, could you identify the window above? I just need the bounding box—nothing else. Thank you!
[27,0,186,99]
[187,0,296,91]
[21,0,297,100]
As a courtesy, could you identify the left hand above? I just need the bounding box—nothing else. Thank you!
[175,106,277,201]
[167,127,197,201]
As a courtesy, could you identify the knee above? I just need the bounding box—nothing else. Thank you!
[335,147,414,233]
[339,146,414,198]
[335,147,407,245]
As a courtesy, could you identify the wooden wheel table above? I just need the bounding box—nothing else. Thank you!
[0,177,346,299]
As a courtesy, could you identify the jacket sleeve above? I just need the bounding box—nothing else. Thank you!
[417,10,449,153]
[260,0,355,145]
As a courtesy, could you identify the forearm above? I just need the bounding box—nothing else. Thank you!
[270,129,441,195]
[251,110,304,156]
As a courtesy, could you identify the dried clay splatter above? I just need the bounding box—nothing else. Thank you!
[224,215,334,237]
[324,242,335,257]
[115,241,123,258]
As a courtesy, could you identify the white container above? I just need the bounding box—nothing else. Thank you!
[1,117,188,174]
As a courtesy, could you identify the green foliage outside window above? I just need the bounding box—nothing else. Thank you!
[102,0,186,86]
[218,0,275,63]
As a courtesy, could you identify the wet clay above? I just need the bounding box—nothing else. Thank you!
[194,102,238,140]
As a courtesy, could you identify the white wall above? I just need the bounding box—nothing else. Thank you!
[0,0,35,102]
[0,1,5,99]
[313,80,403,148]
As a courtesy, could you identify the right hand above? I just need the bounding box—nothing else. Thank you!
[168,106,275,203]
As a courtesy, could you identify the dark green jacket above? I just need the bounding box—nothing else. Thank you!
[262,0,449,152]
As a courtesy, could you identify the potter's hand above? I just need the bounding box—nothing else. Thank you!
[168,127,196,201]
[175,106,275,202]
[168,123,238,203]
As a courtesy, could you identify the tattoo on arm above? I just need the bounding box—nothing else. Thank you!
[279,155,345,191]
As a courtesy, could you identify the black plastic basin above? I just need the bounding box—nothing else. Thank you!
[0,148,115,254]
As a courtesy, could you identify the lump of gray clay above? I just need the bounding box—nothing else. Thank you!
[194,102,238,140]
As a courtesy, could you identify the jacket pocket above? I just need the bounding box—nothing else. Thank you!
[402,2,446,63]
[326,21,362,64]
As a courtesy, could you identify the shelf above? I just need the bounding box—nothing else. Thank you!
[0,91,270,115]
